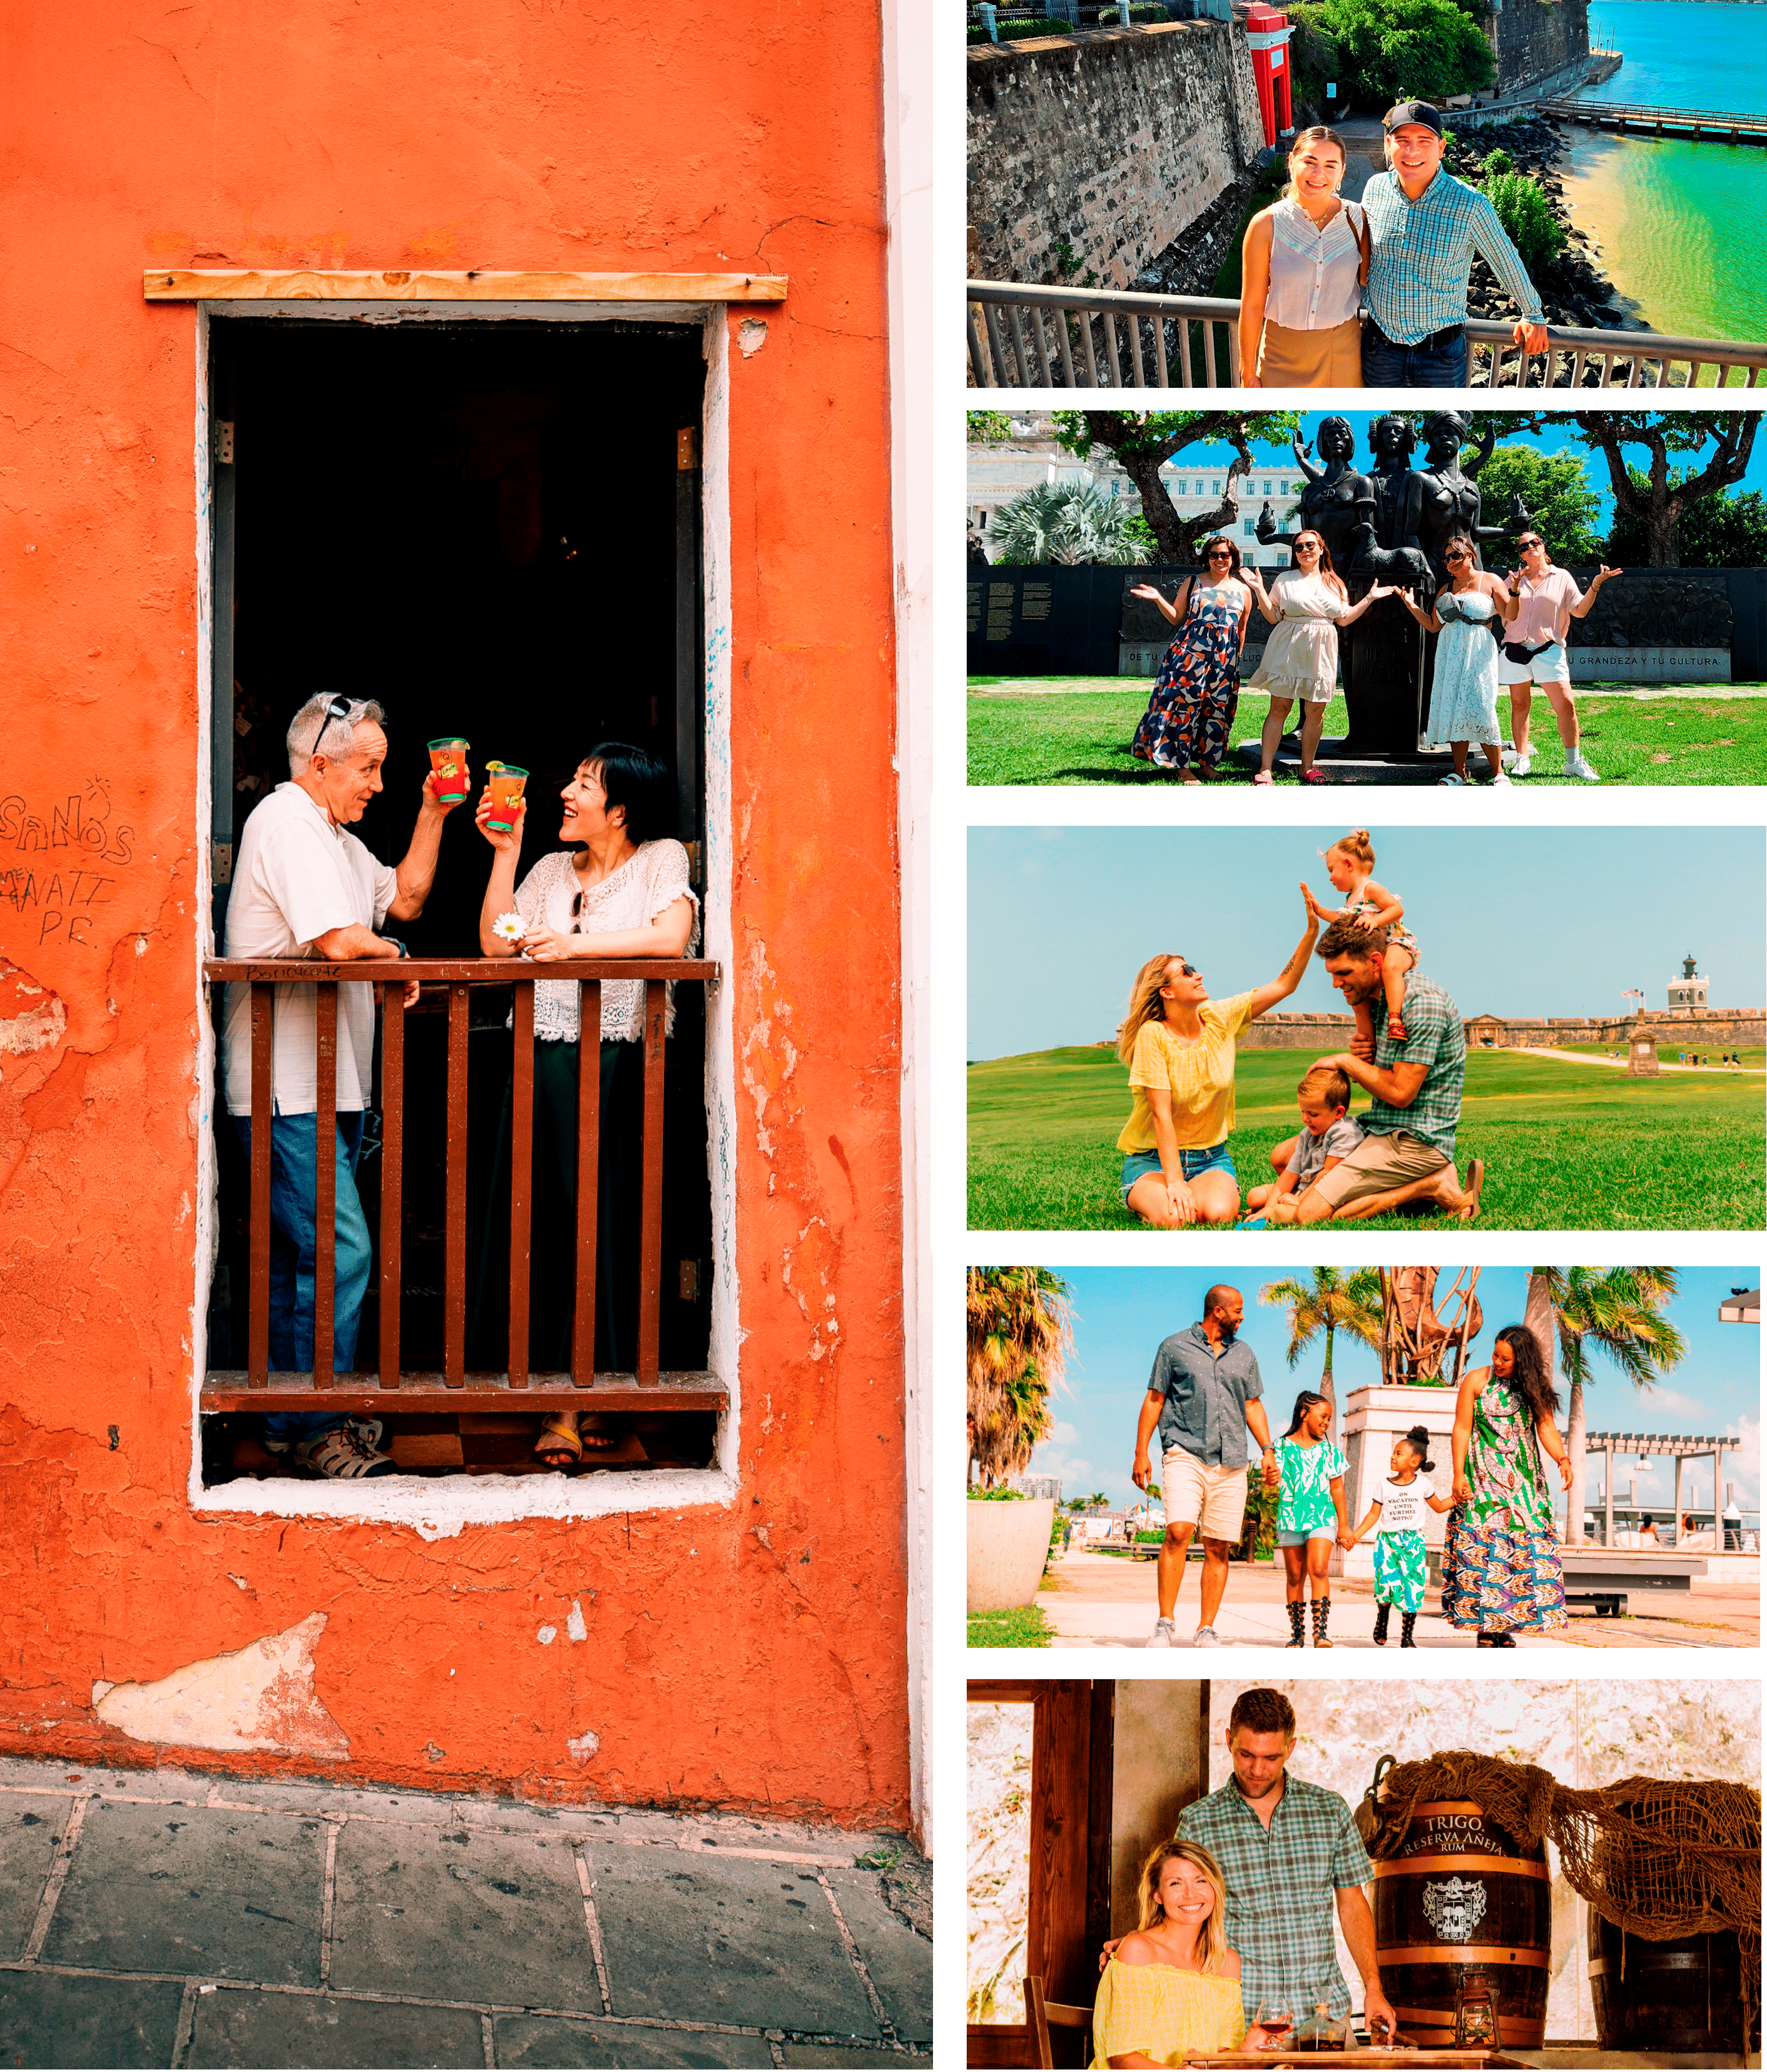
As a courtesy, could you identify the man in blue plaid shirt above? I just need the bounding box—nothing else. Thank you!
[1362,101,1551,387]
[1101,1688,1397,2037]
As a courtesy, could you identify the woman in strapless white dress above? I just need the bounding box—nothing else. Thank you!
[1394,533,1520,786]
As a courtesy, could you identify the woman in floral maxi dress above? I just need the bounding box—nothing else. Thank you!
[1128,537,1253,781]
[1441,1326,1574,1645]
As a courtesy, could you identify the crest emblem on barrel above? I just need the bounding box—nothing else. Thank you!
[1422,1877,1489,1942]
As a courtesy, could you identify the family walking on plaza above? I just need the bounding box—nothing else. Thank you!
[222,692,697,1478]
[1091,1688,1397,2060]
[1131,1289,1572,1647]
[1116,840,1481,1230]
[1238,103,1549,388]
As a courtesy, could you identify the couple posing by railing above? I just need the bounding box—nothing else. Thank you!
[220,692,698,1479]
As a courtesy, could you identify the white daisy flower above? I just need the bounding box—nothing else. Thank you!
[492,911,526,944]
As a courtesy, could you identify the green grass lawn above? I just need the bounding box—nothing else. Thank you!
[966,683,1767,787]
[967,1603,1056,1648]
[968,1044,1765,1231]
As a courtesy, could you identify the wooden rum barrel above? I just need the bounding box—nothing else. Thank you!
[1587,1913,1747,2054]
[1372,1799,1551,2048]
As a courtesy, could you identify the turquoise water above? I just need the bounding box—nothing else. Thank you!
[1551,4,1767,343]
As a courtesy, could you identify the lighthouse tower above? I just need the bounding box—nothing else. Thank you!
[1666,953,1709,1012]
[1245,4,1295,149]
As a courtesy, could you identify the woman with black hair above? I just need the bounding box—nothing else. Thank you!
[1275,1389,1352,1648]
[1127,538,1254,782]
[1441,1326,1572,1645]
[476,743,698,1466]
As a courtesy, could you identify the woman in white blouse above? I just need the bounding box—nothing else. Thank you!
[476,743,698,1467]
[1238,127,1368,388]
[1243,531,1392,784]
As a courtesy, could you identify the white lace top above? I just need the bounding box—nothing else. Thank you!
[511,841,700,1044]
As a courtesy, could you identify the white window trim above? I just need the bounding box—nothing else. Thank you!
[187,298,738,1533]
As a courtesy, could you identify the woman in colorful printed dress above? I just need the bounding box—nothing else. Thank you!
[1348,1424,1455,1648]
[1091,1841,1281,2067]
[1441,1327,1572,1645]
[1276,1391,1353,1649]
[1128,539,1253,783]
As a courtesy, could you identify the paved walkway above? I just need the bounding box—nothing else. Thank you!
[0,1758,931,2069]
[1037,1548,1758,1650]
[1510,1044,1761,1075]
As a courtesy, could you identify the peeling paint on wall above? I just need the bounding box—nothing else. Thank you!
[93,1613,349,1760]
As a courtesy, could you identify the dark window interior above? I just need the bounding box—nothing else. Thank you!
[203,316,715,1483]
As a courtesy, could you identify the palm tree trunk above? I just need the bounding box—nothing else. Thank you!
[1524,1269,1576,1543]
[1320,1321,1337,1445]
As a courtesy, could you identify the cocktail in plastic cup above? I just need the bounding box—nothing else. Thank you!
[486,763,529,833]
[427,738,471,804]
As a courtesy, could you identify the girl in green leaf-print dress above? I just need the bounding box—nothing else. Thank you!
[1442,1326,1574,1645]
[1276,1391,1352,1650]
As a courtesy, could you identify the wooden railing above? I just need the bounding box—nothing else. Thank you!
[1539,97,1767,141]
[965,280,1767,390]
[201,957,722,1415]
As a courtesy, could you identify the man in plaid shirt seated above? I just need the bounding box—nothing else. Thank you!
[1286,919,1484,1224]
[1362,101,1551,388]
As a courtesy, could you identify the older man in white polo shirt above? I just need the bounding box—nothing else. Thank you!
[223,693,462,1478]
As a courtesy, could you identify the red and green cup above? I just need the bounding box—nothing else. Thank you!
[427,738,471,805]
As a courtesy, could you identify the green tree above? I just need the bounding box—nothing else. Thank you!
[1470,444,1604,565]
[1052,410,1301,563]
[989,480,1149,566]
[967,1268,1073,1488]
[1260,1265,1385,1445]
[1607,474,1767,567]
[1520,1267,1686,1545]
[1482,171,1563,272]
[1474,411,1761,565]
[1288,0,1493,106]
[968,411,1014,445]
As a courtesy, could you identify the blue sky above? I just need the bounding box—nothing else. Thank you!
[1024,1266,1761,1520]
[968,827,1765,1060]
[1193,413,1767,535]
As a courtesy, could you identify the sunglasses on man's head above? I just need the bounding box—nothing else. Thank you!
[313,695,354,759]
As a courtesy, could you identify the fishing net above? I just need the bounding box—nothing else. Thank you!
[1359,1751,1761,2038]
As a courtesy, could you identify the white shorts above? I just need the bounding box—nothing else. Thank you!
[1163,1446,1250,1543]
[1498,642,1571,687]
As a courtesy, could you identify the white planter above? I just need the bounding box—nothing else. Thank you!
[968,1496,1057,1613]
[1337,1382,1459,1579]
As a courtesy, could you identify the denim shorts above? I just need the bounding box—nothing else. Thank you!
[1278,1525,1339,1548]
[1121,1141,1237,1206]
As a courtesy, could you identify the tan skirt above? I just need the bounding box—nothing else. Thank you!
[1256,314,1364,388]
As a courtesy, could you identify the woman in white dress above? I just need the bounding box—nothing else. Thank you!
[1244,530,1392,785]
[1395,534,1519,787]
[1238,127,1370,388]
[475,743,699,1465]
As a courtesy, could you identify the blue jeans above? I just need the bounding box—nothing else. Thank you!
[1360,324,1469,388]
[232,1111,372,1441]
[1120,1141,1237,1206]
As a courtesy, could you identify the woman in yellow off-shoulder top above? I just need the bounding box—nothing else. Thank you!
[1091,1841,1281,2068]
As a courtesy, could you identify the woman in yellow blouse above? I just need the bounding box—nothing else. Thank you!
[1116,890,1321,1227]
[1092,1841,1280,2066]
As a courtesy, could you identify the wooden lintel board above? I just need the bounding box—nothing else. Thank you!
[1178,2054,1527,2069]
[143,268,787,303]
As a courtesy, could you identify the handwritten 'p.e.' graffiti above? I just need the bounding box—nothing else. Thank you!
[0,781,136,950]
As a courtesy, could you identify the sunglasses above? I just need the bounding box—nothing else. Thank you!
[1207,550,1233,561]
[313,695,355,759]
[1517,537,1544,550]
[1169,961,1199,978]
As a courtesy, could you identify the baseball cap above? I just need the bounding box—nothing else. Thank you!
[1383,100,1444,135]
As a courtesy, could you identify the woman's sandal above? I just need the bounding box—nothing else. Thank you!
[536,1413,583,1468]
[1253,771,1275,787]
[1475,1631,1517,1648]
[1300,767,1327,784]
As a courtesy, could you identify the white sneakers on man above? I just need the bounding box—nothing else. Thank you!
[1565,751,1601,781]
[1148,1618,1177,1648]
[1192,1627,1222,1647]
[1510,753,1532,778]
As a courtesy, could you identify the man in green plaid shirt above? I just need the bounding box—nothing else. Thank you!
[1288,918,1483,1225]
[1177,1689,1396,2036]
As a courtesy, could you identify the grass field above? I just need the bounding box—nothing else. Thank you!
[968,1044,1765,1230]
[967,1605,1054,1648]
[966,683,1767,787]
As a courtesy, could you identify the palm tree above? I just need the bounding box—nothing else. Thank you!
[967,1268,1074,1489]
[989,480,1148,566]
[1522,1267,1686,1544]
[1260,1266,1385,1444]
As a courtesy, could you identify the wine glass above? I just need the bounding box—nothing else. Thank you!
[1255,1997,1295,2051]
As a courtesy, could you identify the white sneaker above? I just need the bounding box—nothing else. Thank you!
[1192,1626,1223,1648]
[1510,753,1532,778]
[1490,771,1511,786]
[1148,1618,1178,1649]
[1565,751,1601,781]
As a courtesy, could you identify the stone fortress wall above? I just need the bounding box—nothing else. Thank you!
[1485,0,1592,97]
[1231,1008,1767,1051]
[967,21,1264,290]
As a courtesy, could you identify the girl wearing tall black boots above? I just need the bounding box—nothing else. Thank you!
[1349,1424,1455,1647]
[1276,1391,1353,1647]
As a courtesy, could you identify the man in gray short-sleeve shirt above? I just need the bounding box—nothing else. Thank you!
[1131,1285,1278,1650]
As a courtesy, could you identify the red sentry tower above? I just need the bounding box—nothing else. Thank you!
[1245,3,1295,148]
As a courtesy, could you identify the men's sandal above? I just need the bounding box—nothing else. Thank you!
[294,1420,395,1479]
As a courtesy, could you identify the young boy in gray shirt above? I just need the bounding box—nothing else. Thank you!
[1241,1064,1364,1227]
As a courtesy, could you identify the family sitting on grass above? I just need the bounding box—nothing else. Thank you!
[1116,830,1483,1227]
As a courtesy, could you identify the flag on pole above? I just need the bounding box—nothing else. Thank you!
[1622,989,1644,1002]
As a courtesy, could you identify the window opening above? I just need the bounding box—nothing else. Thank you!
[202,316,716,1488]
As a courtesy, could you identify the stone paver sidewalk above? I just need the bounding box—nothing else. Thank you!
[0,1757,931,2069]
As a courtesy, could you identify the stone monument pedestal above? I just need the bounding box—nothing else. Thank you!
[1628,1035,1660,1077]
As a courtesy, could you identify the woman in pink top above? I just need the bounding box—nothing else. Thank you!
[1498,533,1621,781]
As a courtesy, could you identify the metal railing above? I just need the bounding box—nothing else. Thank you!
[1540,97,1767,140]
[965,280,1767,390]
[202,957,721,1415]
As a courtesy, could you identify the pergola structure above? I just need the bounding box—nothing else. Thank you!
[1720,1287,1760,1324]
[1585,1431,1743,1546]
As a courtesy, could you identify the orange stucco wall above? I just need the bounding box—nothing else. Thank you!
[0,5,907,1826]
